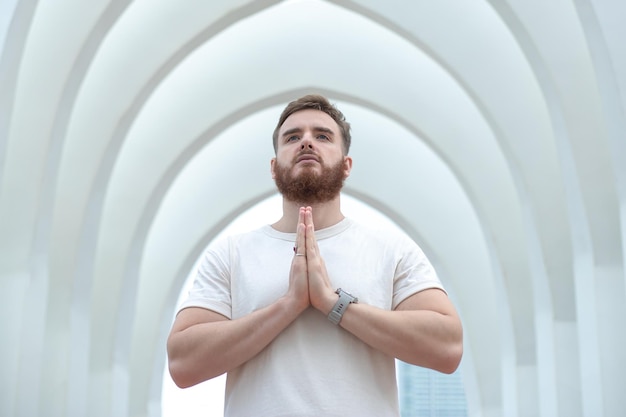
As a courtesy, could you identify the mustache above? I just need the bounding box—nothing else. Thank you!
[294,150,320,163]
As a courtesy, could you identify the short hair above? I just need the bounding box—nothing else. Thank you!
[272,94,351,154]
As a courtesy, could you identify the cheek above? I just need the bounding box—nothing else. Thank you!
[275,150,296,166]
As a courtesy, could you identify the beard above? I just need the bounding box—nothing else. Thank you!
[273,157,346,204]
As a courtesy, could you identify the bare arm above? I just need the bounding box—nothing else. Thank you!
[334,288,463,374]
[167,296,305,388]
[303,207,463,374]
[167,213,310,388]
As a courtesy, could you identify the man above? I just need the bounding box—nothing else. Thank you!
[167,94,463,416]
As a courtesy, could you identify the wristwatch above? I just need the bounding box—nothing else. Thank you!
[327,288,358,325]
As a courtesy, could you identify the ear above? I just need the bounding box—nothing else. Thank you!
[343,155,353,179]
[270,157,277,179]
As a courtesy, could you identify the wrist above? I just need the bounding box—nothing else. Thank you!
[311,288,337,315]
[327,288,358,325]
[280,292,309,316]
[322,290,339,316]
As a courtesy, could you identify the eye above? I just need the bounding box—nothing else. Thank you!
[286,135,300,142]
[317,134,330,141]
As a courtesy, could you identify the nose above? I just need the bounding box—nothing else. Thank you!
[300,134,314,149]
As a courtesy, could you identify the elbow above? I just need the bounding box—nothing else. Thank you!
[168,352,223,388]
[169,360,225,389]
[402,339,463,375]
[168,358,197,389]
[167,337,205,389]
[438,317,463,374]
[167,343,224,388]
[439,340,463,374]
[167,337,193,388]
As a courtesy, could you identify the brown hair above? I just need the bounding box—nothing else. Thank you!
[272,94,351,154]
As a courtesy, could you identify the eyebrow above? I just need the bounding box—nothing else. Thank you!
[281,126,335,138]
[313,126,334,136]
[281,127,302,138]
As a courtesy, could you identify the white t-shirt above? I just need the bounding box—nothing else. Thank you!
[179,218,445,417]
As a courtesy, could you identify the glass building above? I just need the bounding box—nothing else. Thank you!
[398,361,467,417]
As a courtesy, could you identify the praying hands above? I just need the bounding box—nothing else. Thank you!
[288,206,337,316]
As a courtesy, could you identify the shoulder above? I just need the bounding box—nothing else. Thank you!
[202,226,269,263]
[345,219,434,269]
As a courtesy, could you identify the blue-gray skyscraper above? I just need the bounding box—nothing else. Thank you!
[397,361,467,417]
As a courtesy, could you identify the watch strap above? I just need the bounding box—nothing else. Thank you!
[328,288,358,325]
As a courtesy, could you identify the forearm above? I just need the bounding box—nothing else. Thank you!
[337,302,463,374]
[168,296,305,388]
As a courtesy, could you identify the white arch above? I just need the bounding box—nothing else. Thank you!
[0,1,624,416]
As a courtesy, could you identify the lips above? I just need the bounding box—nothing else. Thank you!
[296,153,320,163]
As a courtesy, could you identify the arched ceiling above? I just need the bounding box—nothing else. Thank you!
[0,1,624,417]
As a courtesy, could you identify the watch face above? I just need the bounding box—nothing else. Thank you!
[337,288,356,301]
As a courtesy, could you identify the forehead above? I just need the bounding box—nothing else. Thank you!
[279,109,340,135]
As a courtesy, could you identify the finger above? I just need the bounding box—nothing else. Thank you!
[299,206,305,225]
[305,209,319,258]
[295,209,306,257]
[294,208,304,245]
[304,206,314,231]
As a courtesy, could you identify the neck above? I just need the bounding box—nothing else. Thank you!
[272,194,345,232]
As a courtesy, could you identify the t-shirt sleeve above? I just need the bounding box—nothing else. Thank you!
[177,237,232,319]
[392,235,445,310]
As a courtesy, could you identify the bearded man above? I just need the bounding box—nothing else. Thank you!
[167,94,463,417]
